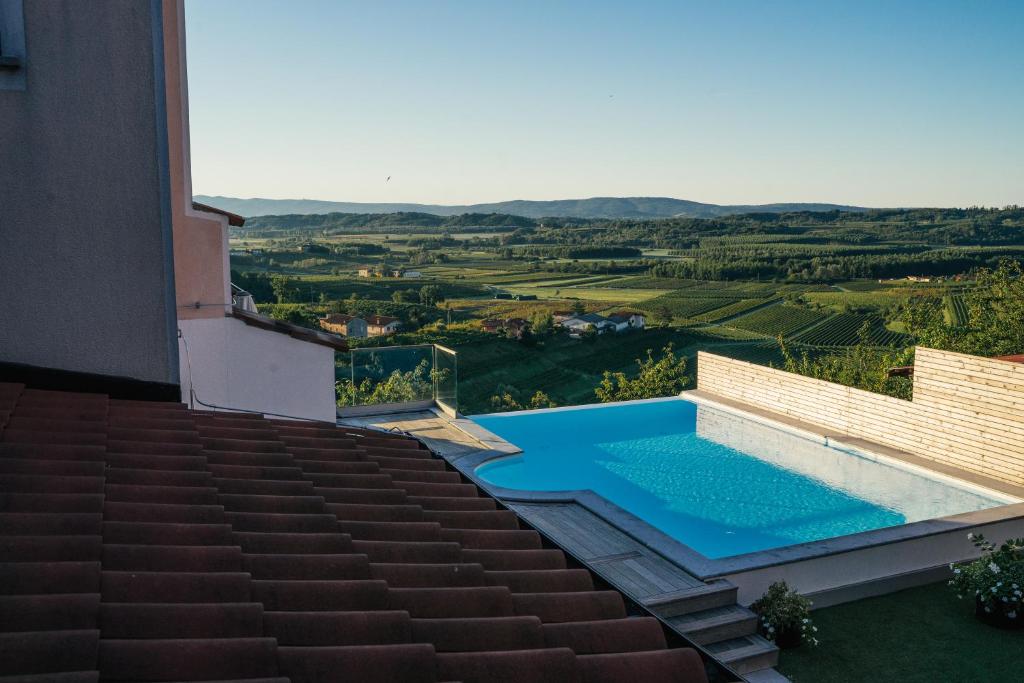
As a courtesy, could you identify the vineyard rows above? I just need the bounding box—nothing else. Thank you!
[727,305,829,338]
[945,295,969,325]
[792,313,908,347]
[644,293,741,319]
[691,298,775,323]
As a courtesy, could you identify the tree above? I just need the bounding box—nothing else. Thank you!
[270,275,300,304]
[571,300,586,315]
[780,330,913,400]
[906,259,1024,357]
[595,344,690,402]
[419,285,443,306]
[335,360,449,407]
[488,388,557,412]
[529,311,554,339]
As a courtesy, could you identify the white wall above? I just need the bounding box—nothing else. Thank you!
[178,317,336,423]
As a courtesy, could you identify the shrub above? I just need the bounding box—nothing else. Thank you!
[949,533,1024,622]
[594,344,689,402]
[750,581,818,647]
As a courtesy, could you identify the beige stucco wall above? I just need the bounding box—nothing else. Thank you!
[0,0,178,385]
[162,0,230,320]
[697,347,1024,487]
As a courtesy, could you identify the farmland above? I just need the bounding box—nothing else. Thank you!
[225,205,1023,413]
[726,304,828,338]
[792,313,909,347]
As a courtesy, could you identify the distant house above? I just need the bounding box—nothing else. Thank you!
[482,318,530,339]
[561,312,616,337]
[402,271,423,279]
[366,314,401,336]
[357,267,375,278]
[607,311,646,332]
[319,314,368,339]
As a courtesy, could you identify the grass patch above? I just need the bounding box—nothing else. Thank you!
[778,582,1023,683]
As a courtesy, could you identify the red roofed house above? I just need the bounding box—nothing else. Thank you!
[366,314,402,336]
[320,314,369,338]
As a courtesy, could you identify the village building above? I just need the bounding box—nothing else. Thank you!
[319,314,368,338]
[366,314,402,336]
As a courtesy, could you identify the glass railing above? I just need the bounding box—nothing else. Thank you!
[433,344,458,416]
[336,344,458,415]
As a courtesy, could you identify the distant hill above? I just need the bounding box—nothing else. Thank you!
[196,195,869,220]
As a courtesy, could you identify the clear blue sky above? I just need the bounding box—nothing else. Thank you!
[184,0,1024,207]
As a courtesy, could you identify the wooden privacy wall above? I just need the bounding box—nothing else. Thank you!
[697,347,1024,487]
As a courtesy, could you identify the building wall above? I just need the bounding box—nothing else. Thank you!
[697,347,1024,487]
[0,0,178,385]
[162,0,230,320]
[178,317,337,423]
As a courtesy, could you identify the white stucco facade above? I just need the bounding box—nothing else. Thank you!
[178,317,337,423]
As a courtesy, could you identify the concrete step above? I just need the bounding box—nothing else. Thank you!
[640,580,737,617]
[667,603,758,645]
[703,634,779,675]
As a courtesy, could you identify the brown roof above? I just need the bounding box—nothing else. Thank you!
[192,201,246,227]
[366,315,400,326]
[0,382,715,682]
[231,307,348,351]
[995,354,1024,364]
[322,313,358,324]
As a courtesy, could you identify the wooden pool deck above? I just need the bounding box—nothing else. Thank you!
[339,408,785,681]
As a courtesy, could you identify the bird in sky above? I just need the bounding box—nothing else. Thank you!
[386,176,391,182]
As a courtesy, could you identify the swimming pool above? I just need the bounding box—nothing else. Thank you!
[472,398,1011,559]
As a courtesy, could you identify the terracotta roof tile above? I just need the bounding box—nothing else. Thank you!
[0,382,712,682]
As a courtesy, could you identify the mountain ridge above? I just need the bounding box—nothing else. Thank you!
[195,194,870,220]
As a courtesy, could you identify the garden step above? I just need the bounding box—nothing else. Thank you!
[641,580,737,617]
[703,633,779,675]
[666,603,758,645]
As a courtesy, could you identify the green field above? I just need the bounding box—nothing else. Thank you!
[792,312,909,347]
[726,304,829,338]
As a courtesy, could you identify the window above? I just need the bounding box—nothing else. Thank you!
[0,0,25,91]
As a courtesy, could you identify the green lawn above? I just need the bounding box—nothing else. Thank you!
[778,582,1023,683]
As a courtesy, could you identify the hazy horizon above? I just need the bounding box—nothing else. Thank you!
[185,0,1024,208]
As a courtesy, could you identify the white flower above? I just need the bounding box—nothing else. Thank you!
[954,568,961,574]
[967,533,975,540]
[802,618,809,624]
[812,626,818,631]
[1003,597,1009,602]
[1009,611,1018,619]
[989,562,1001,574]
[985,606,992,613]
[992,587,998,593]
[949,562,955,570]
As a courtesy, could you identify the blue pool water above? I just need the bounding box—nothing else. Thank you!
[472,399,1009,559]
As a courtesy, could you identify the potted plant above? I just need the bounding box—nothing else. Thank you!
[949,533,1024,629]
[750,581,818,649]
